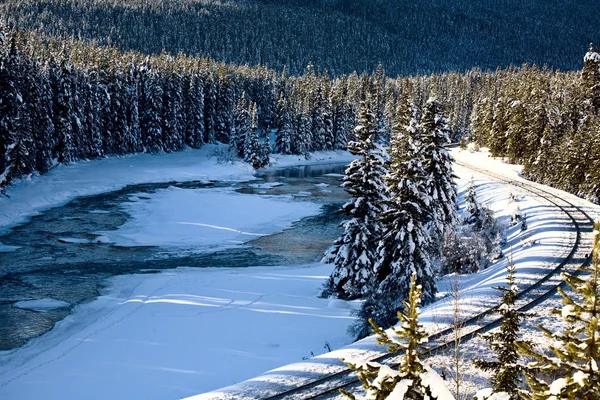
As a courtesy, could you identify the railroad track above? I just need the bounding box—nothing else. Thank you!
[261,162,595,400]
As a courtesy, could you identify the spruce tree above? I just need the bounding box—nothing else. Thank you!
[274,95,293,154]
[244,102,262,169]
[322,100,385,300]
[420,97,458,247]
[232,96,250,158]
[351,100,435,338]
[516,220,600,400]
[474,261,526,399]
[462,179,504,262]
[582,43,600,113]
[341,274,454,400]
[0,27,24,188]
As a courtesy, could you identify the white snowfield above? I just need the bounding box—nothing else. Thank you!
[0,147,598,400]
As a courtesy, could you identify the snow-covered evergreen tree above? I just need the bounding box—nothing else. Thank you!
[0,28,24,188]
[232,96,250,158]
[462,179,504,262]
[244,102,262,169]
[420,97,458,248]
[322,101,386,300]
[141,64,164,153]
[516,220,600,400]
[582,43,600,113]
[274,95,293,154]
[352,99,435,338]
[342,274,455,400]
[474,261,526,399]
[185,73,205,149]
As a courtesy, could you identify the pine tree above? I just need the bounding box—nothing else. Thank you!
[184,73,205,149]
[462,179,504,262]
[0,27,24,188]
[274,95,293,154]
[582,43,600,113]
[322,100,386,300]
[342,274,454,400]
[140,64,164,153]
[352,100,435,338]
[51,58,76,163]
[244,102,262,169]
[470,97,494,147]
[489,97,509,158]
[203,73,217,143]
[232,96,250,158]
[474,261,526,399]
[420,97,458,247]
[516,220,600,400]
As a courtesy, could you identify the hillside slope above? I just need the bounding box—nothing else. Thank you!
[1,0,598,76]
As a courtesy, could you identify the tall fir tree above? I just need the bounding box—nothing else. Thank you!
[420,97,458,247]
[0,27,24,188]
[322,100,386,300]
[582,43,600,113]
[243,102,262,169]
[352,99,435,339]
[474,260,526,399]
[274,94,293,154]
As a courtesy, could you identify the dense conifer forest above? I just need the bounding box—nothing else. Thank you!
[2,23,600,207]
[1,0,598,76]
[1,2,600,398]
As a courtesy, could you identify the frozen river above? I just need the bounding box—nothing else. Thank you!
[0,163,349,350]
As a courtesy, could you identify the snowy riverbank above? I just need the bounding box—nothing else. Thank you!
[1,147,599,400]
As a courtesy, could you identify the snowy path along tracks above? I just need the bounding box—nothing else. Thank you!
[254,162,595,400]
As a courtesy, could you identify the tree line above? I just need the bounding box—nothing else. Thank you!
[2,25,600,209]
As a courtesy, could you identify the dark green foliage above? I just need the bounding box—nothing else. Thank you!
[1,0,598,77]
[342,274,451,400]
[322,101,385,300]
[474,261,527,399]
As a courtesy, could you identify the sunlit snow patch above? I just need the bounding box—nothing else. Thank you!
[14,299,70,311]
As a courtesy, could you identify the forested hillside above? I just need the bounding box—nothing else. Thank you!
[1,0,598,76]
[2,24,600,205]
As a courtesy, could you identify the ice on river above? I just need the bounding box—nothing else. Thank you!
[0,241,20,252]
[14,299,70,311]
[99,187,321,250]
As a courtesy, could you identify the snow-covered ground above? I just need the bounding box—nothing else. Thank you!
[99,187,322,251]
[0,144,355,236]
[190,148,600,400]
[1,147,599,400]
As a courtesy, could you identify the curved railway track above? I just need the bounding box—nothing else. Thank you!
[261,162,595,400]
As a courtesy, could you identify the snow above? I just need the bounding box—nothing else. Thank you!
[0,241,20,252]
[420,365,456,400]
[57,237,91,244]
[249,182,283,189]
[14,299,70,311]
[100,187,321,250]
[328,299,352,309]
[93,236,111,244]
[548,378,567,395]
[0,144,354,236]
[2,145,600,400]
[0,263,354,400]
[474,389,510,400]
